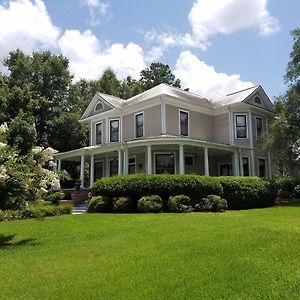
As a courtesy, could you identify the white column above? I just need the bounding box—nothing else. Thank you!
[250,150,255,176]
[57,159,62,171]
[204,147,209,176]
[179,144,185,174]
[90,154,94,188]
[239,149,244,176]
[147,145,152,174]
[80,154,85,188]
[160,97,166,135]
[233,151,239,176]
[123,148,128,175]
[105,156,109,177]
[118,149,123,175]
[268,151,272,179]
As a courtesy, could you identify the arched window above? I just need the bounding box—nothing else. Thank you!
[254,96,262,105]
[94,101,104,111]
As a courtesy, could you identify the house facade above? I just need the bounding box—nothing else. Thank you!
[54,84,277,188]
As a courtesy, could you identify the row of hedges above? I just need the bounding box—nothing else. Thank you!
[92,174,277,210]
[87,194,227,213]
[0,203,72,221]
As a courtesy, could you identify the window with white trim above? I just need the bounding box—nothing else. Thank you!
[180,110,189,136]
[95,122,102,145]
[256,117,263,138]
[135,112,144,138]
[109,119,120,143]
[235,114,247,138]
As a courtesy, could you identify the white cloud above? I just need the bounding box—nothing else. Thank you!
[0,0,60,59]
[81,0,110,26]
[58,30,146,81]
[174,51,253,97]
[145,0,280,53]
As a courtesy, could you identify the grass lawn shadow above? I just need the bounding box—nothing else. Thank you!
[0,234,38,248]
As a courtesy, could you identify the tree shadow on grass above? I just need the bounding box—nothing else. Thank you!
[0,234,38,248]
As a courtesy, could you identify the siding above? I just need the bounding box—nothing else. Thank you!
[213,113,229,144]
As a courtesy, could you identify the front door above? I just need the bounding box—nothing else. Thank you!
[94,161,104,181]
[220,163,231,176]
[155,153,175,174]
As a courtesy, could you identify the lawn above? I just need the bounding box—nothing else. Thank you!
[1,202,300,299]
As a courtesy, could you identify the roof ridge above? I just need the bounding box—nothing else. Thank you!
[226,85,259,96]
[98,92,125,102]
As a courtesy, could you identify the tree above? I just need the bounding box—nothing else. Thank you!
[265,28,300,173]
[139,62,181,91]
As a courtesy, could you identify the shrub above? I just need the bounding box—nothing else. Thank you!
[168,195,193,213]
[92,174,223,202]
[137,195,163,213]
[43,191,65,205]
[294,185,300,198]
[218,177,277,210]
[112,196,134,213]
[275,176,298,197]
[0,204,72,221]
[87,196,111,213]
[195,195,227,212]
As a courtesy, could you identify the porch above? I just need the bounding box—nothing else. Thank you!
[54,137,253,188]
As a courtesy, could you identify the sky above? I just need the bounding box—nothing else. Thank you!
[0,0,299,100]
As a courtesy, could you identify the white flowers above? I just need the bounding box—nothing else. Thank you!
[292,139,300,161]
[0,122,8,134]
[0,165,9,182]
[0,142,7,149]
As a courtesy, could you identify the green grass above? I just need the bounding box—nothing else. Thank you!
[1,202,300,299]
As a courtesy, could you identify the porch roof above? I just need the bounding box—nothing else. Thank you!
[54,136,252,160]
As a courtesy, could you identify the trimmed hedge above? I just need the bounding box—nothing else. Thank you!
[113,196,134,213]
[92,174,223,201]
[195,195,227,212]
[87,196,111,213]
[0,203,72,221]
[92,174,276,211]
[218,177,277,210]
[137,195,163,213]
[168,195,193,213]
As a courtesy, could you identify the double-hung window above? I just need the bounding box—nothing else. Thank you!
[135,112,144,138]
[256,117,263,138]
[109,119,120,143]
[95,122,102,145]
[235,114,247,138]
[180,110,189,136]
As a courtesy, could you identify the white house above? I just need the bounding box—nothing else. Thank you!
[55,83,277,188]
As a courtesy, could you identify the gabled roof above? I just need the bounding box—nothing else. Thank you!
[80,83,274,120]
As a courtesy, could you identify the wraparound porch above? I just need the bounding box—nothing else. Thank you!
[54,137,255,188]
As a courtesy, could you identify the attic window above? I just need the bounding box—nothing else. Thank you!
[254,96,262,105]
[95,101,104,111]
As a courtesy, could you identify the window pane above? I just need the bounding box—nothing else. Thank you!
[180,111,188,136]
[236,127,246,138]
[110,120,119,142]
[135,113,143,138]
[95,123,102,145]
[236,115,246,127]
[256,118,263,137]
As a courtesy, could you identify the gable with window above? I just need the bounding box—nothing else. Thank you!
[179,110,189,136]
[235,114,247,139]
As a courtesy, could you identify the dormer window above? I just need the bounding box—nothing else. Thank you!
[254,96,262,105]
[94,101,104,111]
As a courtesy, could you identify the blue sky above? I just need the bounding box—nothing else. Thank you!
[0,0,299,100]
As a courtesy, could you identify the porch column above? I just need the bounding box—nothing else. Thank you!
[147,145,152,174]
[179,144,185,174]
[57,159,62,171]
[239,149,244,176]
[204,147,209,176]
[123,148,128,175]
[118,149,123,175]
[233,151,240,176]
[89,154,94,188]
[80,154,85,188]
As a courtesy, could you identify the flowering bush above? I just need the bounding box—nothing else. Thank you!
[0,123,64,210]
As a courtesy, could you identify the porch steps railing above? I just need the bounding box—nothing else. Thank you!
[72,201,88,214]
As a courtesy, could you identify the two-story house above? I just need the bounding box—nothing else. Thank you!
[54,83,276,188]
